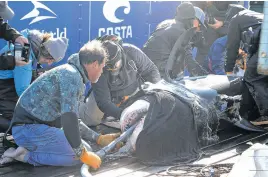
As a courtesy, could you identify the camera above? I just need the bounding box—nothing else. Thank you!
[14,43,30,62]
[208,13,216,25]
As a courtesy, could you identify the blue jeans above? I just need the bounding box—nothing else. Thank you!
[12,124,81,166]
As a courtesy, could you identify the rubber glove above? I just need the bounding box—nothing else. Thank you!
[80,148,101,169]
[97,132,121,147]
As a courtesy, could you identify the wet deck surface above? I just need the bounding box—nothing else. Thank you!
[1,121,268,177]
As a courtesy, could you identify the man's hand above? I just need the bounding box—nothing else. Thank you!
[15,36,29,46]
[80,148,102,169]
[208,19,223,29]
[15,59,30,66]
[97,132,121,147]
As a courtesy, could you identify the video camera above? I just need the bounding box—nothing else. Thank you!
[14,43,30,62]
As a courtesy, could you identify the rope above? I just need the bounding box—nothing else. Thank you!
[160,153,240,177]
[164,163,233,177]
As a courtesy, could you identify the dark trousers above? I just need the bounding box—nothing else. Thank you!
[240,53,268,119]
[0,78,18,132]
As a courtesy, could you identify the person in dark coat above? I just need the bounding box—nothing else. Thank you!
[224,9,266,120]
[142,2,208,78]
[225,9,263,73]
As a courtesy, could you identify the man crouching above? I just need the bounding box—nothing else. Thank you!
[0,40,119,168]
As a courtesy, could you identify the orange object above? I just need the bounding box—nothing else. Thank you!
[80,148,101,169]
[237,49,247,70]
[97,132,121,147]
[116,96,129,107]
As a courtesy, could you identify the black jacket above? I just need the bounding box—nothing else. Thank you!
[0,17,21,70]
[225,10,263,72]
[92,43,161,119]
[143,21,207,77]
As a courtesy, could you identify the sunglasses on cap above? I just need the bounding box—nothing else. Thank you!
[105,45,122,71]
[106,59,122,72]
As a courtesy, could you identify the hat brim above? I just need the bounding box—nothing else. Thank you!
[0,5,14,20]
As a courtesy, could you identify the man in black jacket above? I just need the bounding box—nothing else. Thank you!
[0,1,29,70]
[224,9,266,120]
[225,9,263,73]
[79,36,161,126]
[142,2,208,78]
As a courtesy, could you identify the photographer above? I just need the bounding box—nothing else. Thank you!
[0,1,29,70]
[0,29,68,132]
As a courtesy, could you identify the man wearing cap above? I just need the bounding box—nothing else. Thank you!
[203,5,246,75]
[0,29,68,132]
[1,40,120,168]
[195,3,245,66]
[0,1,29,70]
[143,2,208,78]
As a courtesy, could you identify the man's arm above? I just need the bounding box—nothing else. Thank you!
[92,74,122,119]
[225,16,241,72]
[0,17,21,42]
[185,45,209,76]
[215,21,229,36]
[124,44,161,83]
[59,72,83,154]
[59,72,101,169]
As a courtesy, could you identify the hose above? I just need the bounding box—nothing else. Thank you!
[81,122,139,177]
[165,27,197,82]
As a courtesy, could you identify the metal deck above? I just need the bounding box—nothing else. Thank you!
[1,121,268,177]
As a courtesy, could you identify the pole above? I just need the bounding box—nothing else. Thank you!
[257,1,268,75]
